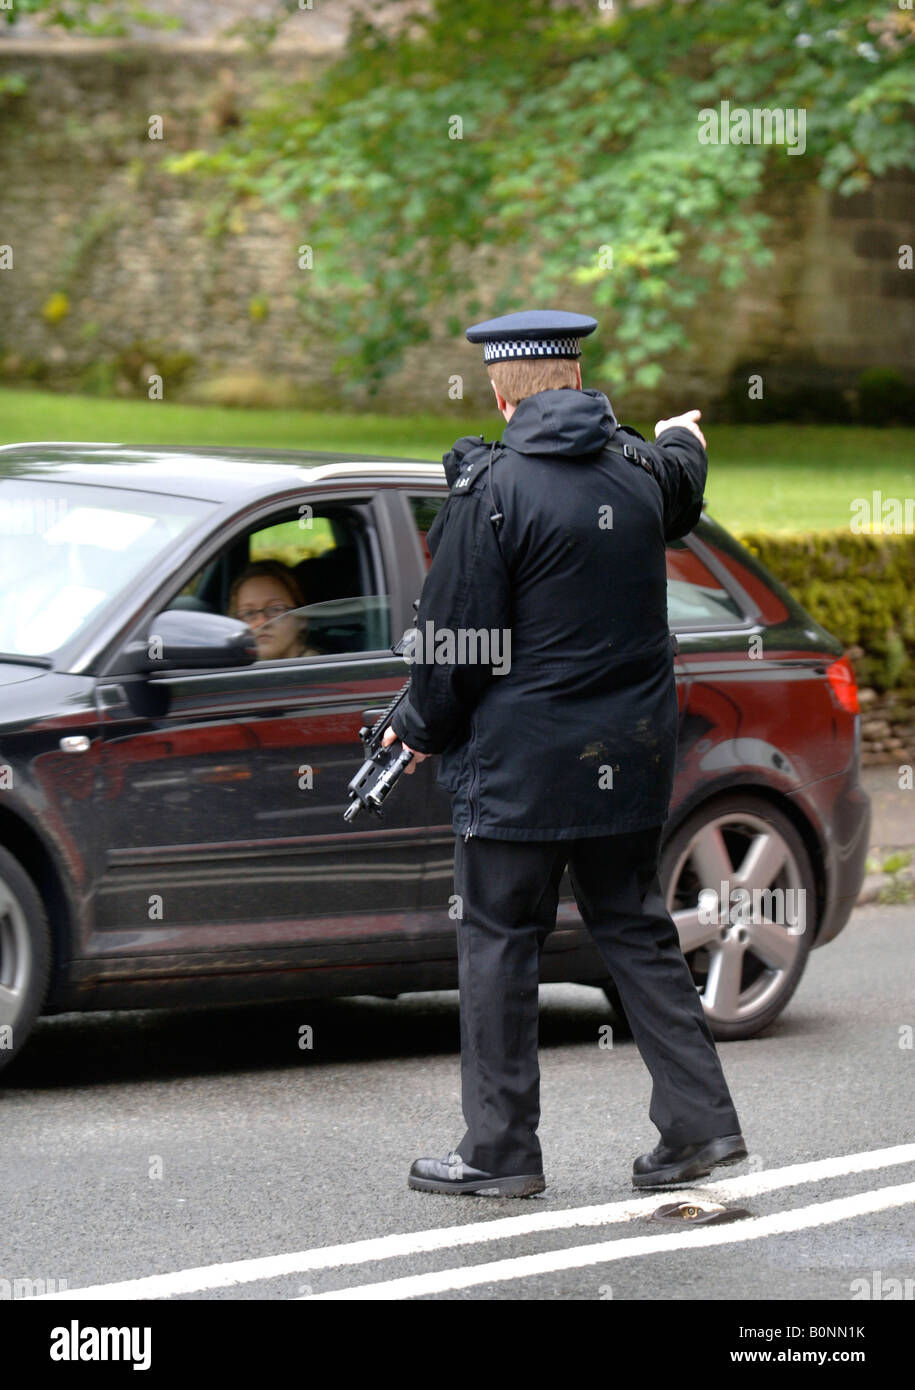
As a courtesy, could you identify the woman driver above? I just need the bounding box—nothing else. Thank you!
[228,561,321,660]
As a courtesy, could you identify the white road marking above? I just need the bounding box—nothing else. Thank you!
[300,1181,915,1300]
[31,1143,915,1301]
[699,1142,915,1199]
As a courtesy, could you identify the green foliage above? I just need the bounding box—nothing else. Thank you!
[0,358,50,384]
[741,530,915,692]
[856,367,915,426]
[57,205,125,293]
[1,1,181,102]
[3,0,181,38]
[878,876,915,905]
[158,0,915,393]
[73,342,197,398]
[875,849,915,904]
[76,359,119,397]
[720,358,854,423]
[0,73,28,99]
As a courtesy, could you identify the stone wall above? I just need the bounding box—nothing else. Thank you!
[0,41,912,418]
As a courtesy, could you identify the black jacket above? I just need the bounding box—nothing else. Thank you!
[392,387,708,840]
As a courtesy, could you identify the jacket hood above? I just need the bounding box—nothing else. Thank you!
[500,387,618,458]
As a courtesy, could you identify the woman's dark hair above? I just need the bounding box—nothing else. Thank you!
[228,560,306,617]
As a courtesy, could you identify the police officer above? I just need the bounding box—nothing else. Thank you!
[381,310,745,1196]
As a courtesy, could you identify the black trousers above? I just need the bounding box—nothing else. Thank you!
[452,826,742,1175]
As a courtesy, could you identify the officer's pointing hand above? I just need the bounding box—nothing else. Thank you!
[654,408,706,450]
[381,725,427,774]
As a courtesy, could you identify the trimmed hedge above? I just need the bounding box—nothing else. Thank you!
[719,364,915,425]
[738,531,915,693]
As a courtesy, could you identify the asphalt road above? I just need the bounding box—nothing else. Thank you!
[2,903,913,1304]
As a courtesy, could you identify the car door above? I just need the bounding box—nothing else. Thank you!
[89,486,435,982]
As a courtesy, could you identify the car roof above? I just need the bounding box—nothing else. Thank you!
[0,442,446,501]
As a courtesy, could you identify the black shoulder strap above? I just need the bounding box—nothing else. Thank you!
[451,440,505,532]
[605,432,659,483]
[620,440,658,477]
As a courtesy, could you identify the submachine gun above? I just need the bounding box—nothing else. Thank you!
[342,621,417,824]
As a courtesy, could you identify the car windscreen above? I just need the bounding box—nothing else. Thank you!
[0,479,212,658]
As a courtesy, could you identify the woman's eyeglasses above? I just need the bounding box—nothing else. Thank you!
[236,603,295,623]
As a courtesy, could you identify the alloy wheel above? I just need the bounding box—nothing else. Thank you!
[666,810,809,1025]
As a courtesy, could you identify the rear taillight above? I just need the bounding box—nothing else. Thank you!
[826,655,859,714]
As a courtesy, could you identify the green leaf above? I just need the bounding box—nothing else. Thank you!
[130,0,915,389]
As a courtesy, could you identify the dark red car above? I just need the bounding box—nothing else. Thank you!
[0,444,870,1074]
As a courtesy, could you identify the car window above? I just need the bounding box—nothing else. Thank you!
[248,595,392,658]
[164,502,390,658]
[666,541,745,628]
[0,479,212,657]
[248,513,337,566]
[408,495,446,569]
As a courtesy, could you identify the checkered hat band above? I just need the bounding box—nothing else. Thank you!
[483,337,581,362]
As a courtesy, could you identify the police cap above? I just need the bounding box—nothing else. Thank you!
[465,309,598,363]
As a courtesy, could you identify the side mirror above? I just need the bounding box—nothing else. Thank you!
[119,609,259,674]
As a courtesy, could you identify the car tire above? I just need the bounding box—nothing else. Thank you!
[659,794,816,1040]
[0,846,52,1076]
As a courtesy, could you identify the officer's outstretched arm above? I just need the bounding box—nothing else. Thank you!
[651,425,709,541]
[392,490,511,755]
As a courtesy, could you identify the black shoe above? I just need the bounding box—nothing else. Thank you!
[408,1150,546,1197]
[632,1133,747,1188]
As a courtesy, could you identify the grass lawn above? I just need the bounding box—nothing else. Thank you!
[1,387,912,535]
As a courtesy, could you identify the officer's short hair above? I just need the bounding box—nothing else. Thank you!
[486,357,580,405]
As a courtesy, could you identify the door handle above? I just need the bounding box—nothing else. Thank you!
[60,736,91,754]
